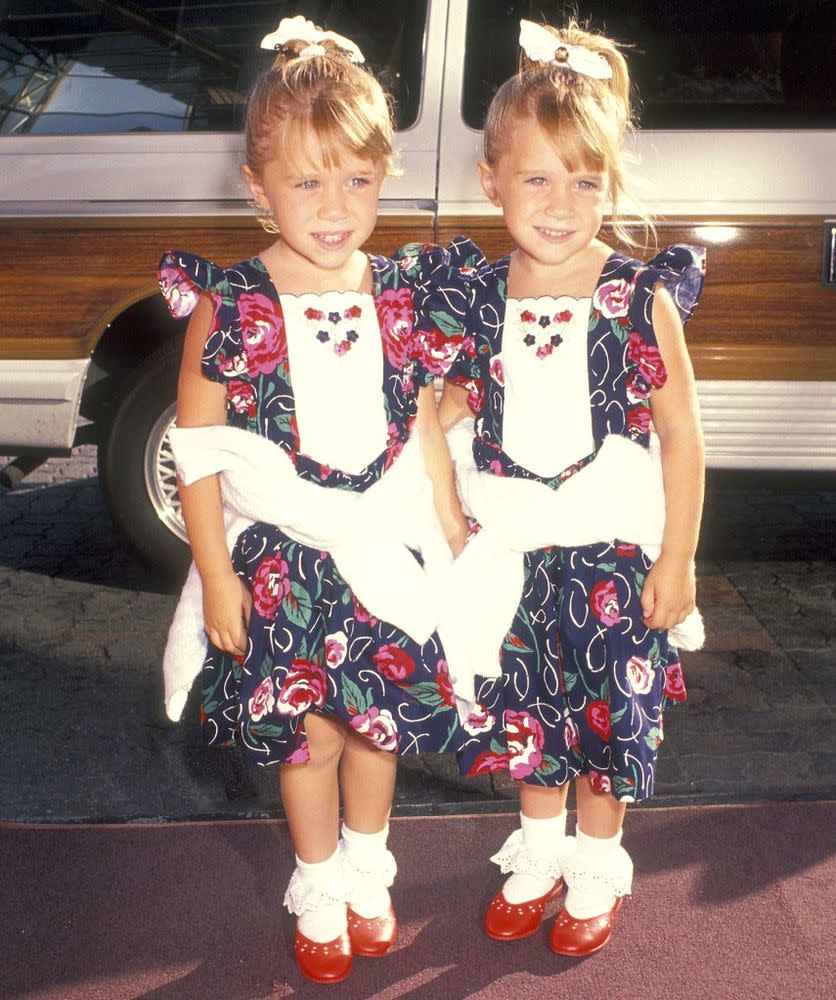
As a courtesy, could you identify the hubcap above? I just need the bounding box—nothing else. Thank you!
[143,402,186,542]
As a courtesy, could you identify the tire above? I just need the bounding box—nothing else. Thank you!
[99,335,190,581]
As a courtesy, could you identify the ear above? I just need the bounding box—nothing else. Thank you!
[242,164,269,210]
[477,159,501,207]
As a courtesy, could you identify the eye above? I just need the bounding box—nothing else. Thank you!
[348,176,371,189]
[577,178,601,191]
[525,176,547,186]
[298,179,318,190]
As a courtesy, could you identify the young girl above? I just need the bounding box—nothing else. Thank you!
[157,17,467,985]
[435,18,706,957]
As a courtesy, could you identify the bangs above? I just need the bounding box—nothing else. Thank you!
[534,92,615,179]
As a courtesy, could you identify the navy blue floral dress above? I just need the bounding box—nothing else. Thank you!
[425,238,705,802]
[158,250,466,767]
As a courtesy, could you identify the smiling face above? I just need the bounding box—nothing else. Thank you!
[478,113,610,279]
[244,124,383,281]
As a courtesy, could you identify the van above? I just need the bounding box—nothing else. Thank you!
[1,0,834,575]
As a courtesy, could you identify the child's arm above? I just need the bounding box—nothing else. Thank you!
[642,286,705,630]
[415,384,469,556]
[177,294,252,655]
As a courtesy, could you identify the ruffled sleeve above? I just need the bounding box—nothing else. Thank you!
[393,237,485,386]
[625,244,706,391]
[158,250,238,384]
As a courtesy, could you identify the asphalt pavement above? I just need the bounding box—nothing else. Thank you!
[0,448,834,823]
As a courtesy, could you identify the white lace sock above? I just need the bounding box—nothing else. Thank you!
[341,823,395,920]
[502,811,567,904]
[564,827,628,920]
[287,848,348,943]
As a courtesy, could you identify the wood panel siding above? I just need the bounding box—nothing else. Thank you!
[438,216,836,381]
[0,214,435,360]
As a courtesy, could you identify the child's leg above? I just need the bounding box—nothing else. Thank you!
[339,728,399,955]
[281,713,349,956]
[484,783,571,941]
[550,776,633,956]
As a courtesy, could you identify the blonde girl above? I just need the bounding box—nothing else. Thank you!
[157,16,467,985]
[436,18,706,956]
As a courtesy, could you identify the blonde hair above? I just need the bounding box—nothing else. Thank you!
[245,34,397,182]
[484,20,652,249]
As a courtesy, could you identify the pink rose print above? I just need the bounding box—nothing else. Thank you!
[372,644,417,683]
[376,288,415,368]
[238,292,287,375]
[252,553,292,619]
[460,335,477,359]
[275,659,327,716]
[434,661,456,708]
[218,352,249,378]
[504,709,545,779]
[625,371,650,404]
[467,749,510,775]
[464,704,495,736]
[352,596,379,627]
[228,379,257,417]
[351,706,400,751]
[415,327,462,376]
[627,330,667,389]
[663,662,687,702]
[564,716,580,750]
[324,631,348,669]
[586,700,611,741]
[248,677,275,722]
[588,769,613,794]
[159,266,199,319]
[489,353,505,386]
[626,655,655,695]
[383,421,405,471]
[593,278,632,318]
[589,579,621,627]
[616,543,638,558]
[628,404,652,438]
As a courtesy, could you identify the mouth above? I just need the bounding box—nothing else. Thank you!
[535,226,574,243]
[312,231,352,250]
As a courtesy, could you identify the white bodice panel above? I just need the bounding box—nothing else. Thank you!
[500,296,594,477]
[280,291,387,474]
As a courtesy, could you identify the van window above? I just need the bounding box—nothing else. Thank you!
[0,0,428,135]
[462,0,836,130]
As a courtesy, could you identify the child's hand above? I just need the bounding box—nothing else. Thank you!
[640,553,696,631]
[202,570,252,656]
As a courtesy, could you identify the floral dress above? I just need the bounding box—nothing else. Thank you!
[158,250,467,767]
[424,237,705,802]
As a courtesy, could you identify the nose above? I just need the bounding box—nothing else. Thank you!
[319,182,348,221]
[545,184,571,218]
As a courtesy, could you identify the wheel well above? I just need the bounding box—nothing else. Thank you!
[80,295,185,432]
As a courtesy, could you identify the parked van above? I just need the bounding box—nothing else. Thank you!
[1,0,834,575]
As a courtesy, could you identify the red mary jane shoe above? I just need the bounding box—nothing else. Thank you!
[347,903,398,957]
[294,928,352,984]
[549,897,623,957]
[484,879,565,941]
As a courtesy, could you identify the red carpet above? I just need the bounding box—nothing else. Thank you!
[1,802,833,1000]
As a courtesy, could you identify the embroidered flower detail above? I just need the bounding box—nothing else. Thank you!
[308,303,363,355]
[519,305,572,359]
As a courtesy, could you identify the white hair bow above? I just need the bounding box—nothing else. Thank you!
[260,15,365,63]
[519,19,612,80]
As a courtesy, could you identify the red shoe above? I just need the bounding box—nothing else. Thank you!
[293,928,352,984]
[549,897,624,956]
[347,903,398,957]
[484,879,564,941]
